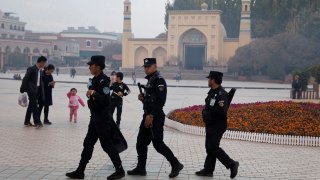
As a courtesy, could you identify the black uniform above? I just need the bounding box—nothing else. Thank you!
[110,82,130,125]
[79,73,122,171]
[202,86,236,172]
[136,71,179,167]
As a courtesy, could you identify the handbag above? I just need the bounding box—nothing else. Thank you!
[18,93,28,107]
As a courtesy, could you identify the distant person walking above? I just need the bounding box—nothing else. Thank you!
[20,56,47,128]
[70,67,76,78]
[292,75,302,99]
[56,67,60,76]
[67,88,85,123]
[132,70,136,85]
[38,64,55,125]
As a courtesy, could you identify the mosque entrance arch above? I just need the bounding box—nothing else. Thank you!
[179,28,207,70]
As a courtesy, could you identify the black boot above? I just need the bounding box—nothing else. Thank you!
[195,169,213,177]
[107,166,125,180]
[169,162,184,178]
[230,161,239,179]
[127,161,147,176]
[66,162,86,179]
[65,170,85,179]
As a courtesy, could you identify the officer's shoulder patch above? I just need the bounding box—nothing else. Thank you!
[103,87,110,94]
[158,84,165,92]
[218,100,224,107]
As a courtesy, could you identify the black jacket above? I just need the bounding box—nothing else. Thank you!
[110,82,130,101]
[87,73,111,119]
[143,71,167,116]
[42,74,54,106]
[20,65,44,96]
[202,86,229,130]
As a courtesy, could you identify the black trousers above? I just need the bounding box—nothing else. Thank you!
[80,119,122,169]
[292,89,301,99]
[204,127,235,172]
[24,92,41,125]
[136,113,179,166]
[110,100,123,124]
[38,103,49,121]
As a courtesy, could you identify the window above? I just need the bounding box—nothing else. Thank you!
[18,26,20,31]
[66,46,68,51]
[53,45,58,51]
[10,25,12,30]
[245,5,248,12]
[14,25,16,30]
[1,23,4,29]
[98,40,102,48]
[21,27,24,31]
[126,6,129,12]
[86,40,91,47]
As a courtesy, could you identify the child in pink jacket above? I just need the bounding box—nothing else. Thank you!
[67,88,85,123]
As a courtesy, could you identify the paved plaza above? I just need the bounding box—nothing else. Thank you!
[0,77,319,180]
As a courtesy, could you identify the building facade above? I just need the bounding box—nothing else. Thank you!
[122,0,252,71]
[0,9,26,40]
[60,26,120,58]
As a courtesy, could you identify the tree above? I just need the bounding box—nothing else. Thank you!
[100,43,122,61]
[228,33,320,80]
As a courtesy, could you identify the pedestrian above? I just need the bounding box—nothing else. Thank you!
[38,64,55,125]
[127,58,183,178]
[56,67,60,76]
[20,56,47,128]
[196,71,239,179]
[67,88,85,123]
[110,72,131,127]
[292,75,302,99]
[72,68,76,78]
[132,70,136,85]
[66,55,125,180]
[111,71,117,85]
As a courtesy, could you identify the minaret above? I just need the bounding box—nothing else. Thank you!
[122,0,133,69]
[239,0,251,47]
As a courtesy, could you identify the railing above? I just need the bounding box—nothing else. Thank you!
[165,118,320,147]
[290,90,319,99]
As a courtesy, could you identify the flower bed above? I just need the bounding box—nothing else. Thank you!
[167,101,320,137]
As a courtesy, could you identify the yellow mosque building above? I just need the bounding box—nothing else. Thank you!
[121,0,251,71]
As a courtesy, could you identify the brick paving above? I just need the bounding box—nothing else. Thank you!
[0,79,319,180]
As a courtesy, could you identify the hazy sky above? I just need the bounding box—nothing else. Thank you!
[0,0,170,38]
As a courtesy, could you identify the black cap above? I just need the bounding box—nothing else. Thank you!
[143,58,156,67]
[207,71,223,84]
[116,72,124,80]
[87,55,105,69]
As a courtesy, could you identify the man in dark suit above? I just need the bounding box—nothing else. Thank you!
[20,56,47,128]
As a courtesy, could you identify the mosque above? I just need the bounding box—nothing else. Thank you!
[121,0,251,71]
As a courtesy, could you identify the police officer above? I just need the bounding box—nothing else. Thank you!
[127,58,184,178]
[110,72,131,127]
[196,71,239,179]
[66,55,125,180]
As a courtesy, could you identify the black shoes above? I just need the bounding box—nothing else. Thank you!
[127,167,147,176]
[24,122,34,127]
[35,123,43,129]
[107,169,125,180]
[230,161,239,179]
[169,162,184,178]
[65,170,85,179]
[44,120,52,125]
[195,169,213,177]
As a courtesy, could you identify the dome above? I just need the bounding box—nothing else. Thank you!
[201,2,208,11]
